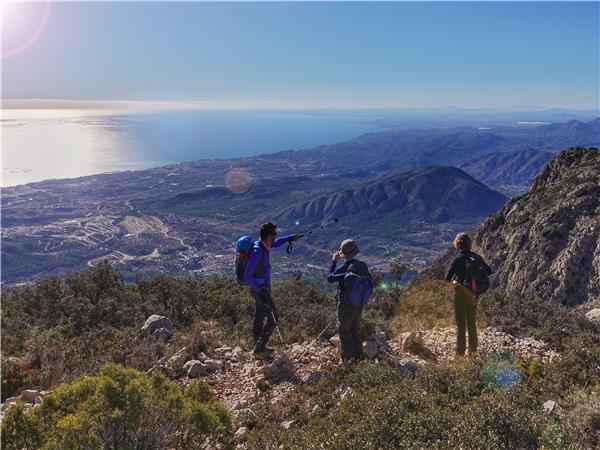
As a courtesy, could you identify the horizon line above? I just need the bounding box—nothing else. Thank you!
[2,99,599,112]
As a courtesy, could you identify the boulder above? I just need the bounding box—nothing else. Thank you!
[261,354,293,381]
[363,340,379,359]
[204,359,224,371]
[329,335,341,348]
[152,327,173,342]
[232,346,246,363]
[400,331,424,354]
[20,389,42,404]
[184,360,209,378]
[543,400,557,414]
[140,315,173,339]
[167,347,189,368]
[234,427,248,443]
[585,309,600,323]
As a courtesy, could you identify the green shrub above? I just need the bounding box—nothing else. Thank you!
[1,364,231,450]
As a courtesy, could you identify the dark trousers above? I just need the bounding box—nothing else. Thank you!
[250,288,278,350]
[454,287,478,355]
[337,301,364,362]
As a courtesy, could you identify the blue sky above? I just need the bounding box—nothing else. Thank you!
[2,1,599,108]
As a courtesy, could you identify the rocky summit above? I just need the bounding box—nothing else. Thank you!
[428,147,600,306]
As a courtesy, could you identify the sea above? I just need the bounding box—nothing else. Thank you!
[1,109,384,187]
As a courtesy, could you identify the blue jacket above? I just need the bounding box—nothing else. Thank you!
[328,259,370,303]
[243,235,295,293]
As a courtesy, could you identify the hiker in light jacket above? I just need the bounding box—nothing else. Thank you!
[445,233,492,357]
[327,239,370,363]
[244,222,299,357]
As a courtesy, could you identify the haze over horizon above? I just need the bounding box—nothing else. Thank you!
[2,2,599,109]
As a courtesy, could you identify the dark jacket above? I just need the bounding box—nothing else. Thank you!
[328,259,370,306]
[445,250,492,284]
[243,235,295,293]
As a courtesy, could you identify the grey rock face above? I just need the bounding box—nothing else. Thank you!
[585,308,600,323]
[140,315,173,338]
[184,360,208,378]
[426,148,600,306]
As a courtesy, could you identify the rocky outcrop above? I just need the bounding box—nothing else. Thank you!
[139,314,173,341]
[425,148,600,306]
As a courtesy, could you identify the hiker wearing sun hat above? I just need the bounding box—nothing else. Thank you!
[327,239,373,362]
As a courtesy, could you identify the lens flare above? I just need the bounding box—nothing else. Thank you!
[224,168,252,194]
[294,220,300,226]
[1,0,51,59]
[379,282,389,290]
[482,353,522,390]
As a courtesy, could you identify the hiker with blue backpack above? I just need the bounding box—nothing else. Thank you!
[327,239,373,363]
[445,232,492,358]
[235,222,299,358]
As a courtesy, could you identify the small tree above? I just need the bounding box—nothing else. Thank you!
[390,259,408,290]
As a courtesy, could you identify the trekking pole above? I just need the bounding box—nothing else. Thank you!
[298,314,338,361]
[287,218,339,254]
[271,310,285,343]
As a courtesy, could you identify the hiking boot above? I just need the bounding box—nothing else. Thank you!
[252,344,274,360]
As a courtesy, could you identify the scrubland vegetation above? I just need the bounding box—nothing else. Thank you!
[2,262,599,449]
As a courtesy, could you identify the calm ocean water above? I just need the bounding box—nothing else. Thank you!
[2,109,383,186]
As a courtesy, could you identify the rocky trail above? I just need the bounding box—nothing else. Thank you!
[145,319,561,416]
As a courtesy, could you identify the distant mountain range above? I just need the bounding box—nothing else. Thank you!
[267,118,600,175]
[460,149,554,194]
[1,119,598,284]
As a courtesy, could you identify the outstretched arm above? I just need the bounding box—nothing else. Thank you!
[272,234,299,248]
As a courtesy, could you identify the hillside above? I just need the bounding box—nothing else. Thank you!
[460,149,554,194]
[2,119,597,285]
[276,165,507,227]
[427,147,600,306]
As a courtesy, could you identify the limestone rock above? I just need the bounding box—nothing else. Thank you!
[234,427,248,443]
[329,335,341,348]
[585,308,600,323]
[400,331,424,353]
[543,400,557,414]
[20,389,41,404]
[424,148,600,306]
[140,315,173,339]
[261,354,293,381]
[167,347,189,368]
[204,359,224,371]
[184,360,208,378]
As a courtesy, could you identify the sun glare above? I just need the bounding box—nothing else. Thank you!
[1,0,51,59]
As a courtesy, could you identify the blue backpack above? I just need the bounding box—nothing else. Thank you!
[235,235,254,285]
[343,269,374,307]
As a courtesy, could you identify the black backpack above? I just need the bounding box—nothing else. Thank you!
[463,253,490,297]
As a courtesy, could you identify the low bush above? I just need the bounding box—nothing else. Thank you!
[1,364,231,450]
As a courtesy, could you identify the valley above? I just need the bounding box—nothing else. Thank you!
[1,119,598,285]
